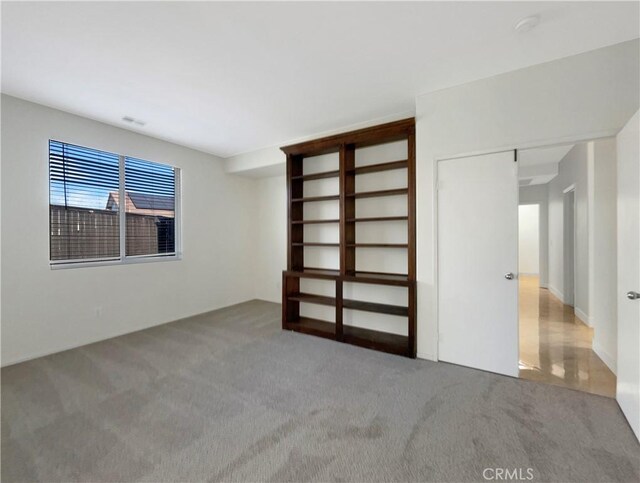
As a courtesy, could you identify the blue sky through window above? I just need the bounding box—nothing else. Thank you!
[49,141,175,211]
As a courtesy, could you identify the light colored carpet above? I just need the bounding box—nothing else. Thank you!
[2,300,638,482]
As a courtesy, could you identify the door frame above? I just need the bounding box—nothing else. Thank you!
[431,131,619,363]
[435,149,519,373]
[562,184,577,307]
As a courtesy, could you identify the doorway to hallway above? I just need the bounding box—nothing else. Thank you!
[517,142,617,398]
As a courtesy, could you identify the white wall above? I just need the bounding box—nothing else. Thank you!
[1,95,258,365]
[416,39,639,359]
[547,143,590,321]
[518,205,539,275]
[592,138,618,372]
[255,174,286,303]
[519,184,549,286]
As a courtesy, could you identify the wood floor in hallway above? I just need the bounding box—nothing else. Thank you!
[518,275,617,398]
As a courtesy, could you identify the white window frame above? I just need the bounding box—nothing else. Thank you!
[49,146,182,270]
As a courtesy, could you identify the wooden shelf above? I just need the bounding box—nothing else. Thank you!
[289,293,406,316]
[291,219,340,225]
[343,299,408,317]
[285,268,340,280]
[283,118,416,358]
[292,170,340,181]
[346,216,408,223]
[288,293,336,307]
[291,194,340,203]
[346,188,408,199]
[350,159,407,175]
[292,242,339,247]
[342,325,409,356]
[284,269,412,287]
[284,317,336,340]
[347,243,408,248]
[343,271,412,287]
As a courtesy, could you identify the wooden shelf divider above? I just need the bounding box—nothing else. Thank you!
[346,216,408,223]
[292,242,339,247]
[346,188,408,199]
[350,159,408,175]
[343,299,408,317]
[288,293,336,306]
[346,243,408,248]
[282,118,417,358]
[291,219,340,225]
[291,194,340,203]
[292,169,340,181]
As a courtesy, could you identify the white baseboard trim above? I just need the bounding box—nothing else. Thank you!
[539,283,548,289]
[575,307,591,326]
[548,285,564,304]
[593,339,617,375]
[1,298,256,367]
[417,351,437,362]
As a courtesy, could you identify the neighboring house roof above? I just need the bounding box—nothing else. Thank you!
[107,192,175,218]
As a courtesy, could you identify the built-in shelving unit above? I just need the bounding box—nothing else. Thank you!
[281,118,416,358]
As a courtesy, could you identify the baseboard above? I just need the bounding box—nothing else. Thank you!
[593,339,617,375]
[548,285,564,304]
[417,351,436,362]
[518,272,540,277]
[575,307,591,326]
[539,281,548,289]
[1,298,257,367]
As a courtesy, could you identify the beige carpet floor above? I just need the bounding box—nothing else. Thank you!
[2,300,639,482]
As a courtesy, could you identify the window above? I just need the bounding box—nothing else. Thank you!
[49,140,180,266]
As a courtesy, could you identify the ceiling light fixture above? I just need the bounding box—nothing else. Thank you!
[514,15,540,33]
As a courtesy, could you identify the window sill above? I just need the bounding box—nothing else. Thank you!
[50,254,182,270]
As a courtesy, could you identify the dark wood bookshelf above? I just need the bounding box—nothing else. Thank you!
[346,243,408,248]
[292,242,340,247]
[291,194,340,203]
[350,159,408,175]
[342,325,408,356]
[346,216,408,223]
[346,188,408,199]
[288,293,336,306]
[281,118,417,358]
[291,169,340,181]
[291,219,340,225]
[343,299,408,317]
[284,317,335,340]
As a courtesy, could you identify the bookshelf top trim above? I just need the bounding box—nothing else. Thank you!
[280,118,415,156]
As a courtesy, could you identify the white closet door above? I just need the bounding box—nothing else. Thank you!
[438,150,519,377]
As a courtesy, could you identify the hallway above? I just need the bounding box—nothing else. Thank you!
[518,275,616,397]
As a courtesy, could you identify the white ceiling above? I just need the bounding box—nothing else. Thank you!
[2,2,638,158]
[518,144,575,185]
[519,144,575,167]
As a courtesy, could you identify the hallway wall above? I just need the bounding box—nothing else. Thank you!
[518,204,540,275]
[548,143,590,323]
[591,138,618,372]
[519,184,549,286]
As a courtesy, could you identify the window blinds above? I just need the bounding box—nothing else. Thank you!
[49,140,177,264]
[124,157,176,256]
[49,140,120,261]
